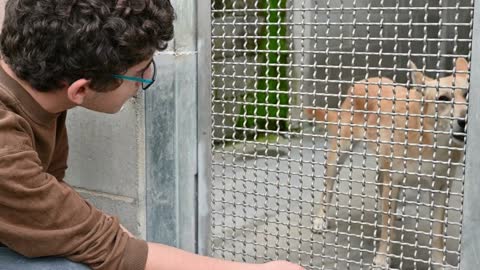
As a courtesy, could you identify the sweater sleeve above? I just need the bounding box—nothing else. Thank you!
[0,111,148,270]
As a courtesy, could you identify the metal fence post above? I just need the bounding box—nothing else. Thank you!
[197,0,213,257]
[460,2,480,269]
[145,0,198,253]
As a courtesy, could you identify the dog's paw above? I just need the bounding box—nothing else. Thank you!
[371,255,391,270]
[312,217,328,233]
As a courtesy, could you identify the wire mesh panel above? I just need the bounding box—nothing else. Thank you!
[208,0,473,269]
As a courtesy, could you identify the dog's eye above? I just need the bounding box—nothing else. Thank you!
[438,95,451,102]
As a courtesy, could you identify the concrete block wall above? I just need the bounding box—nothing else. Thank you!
[67,98,146,238]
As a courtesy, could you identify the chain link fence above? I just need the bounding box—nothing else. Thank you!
[208,1,473,269]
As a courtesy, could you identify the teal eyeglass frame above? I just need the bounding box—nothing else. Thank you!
[112,59,157,90]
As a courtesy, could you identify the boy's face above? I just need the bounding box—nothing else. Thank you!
[79,58,154,114]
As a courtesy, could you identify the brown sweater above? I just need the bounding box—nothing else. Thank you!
[0,66,148,269]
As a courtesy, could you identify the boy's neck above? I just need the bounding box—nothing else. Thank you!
[0,60,75,113]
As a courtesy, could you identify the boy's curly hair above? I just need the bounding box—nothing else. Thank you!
[0,0,175,92]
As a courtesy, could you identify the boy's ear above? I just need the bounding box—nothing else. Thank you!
[66,79,90,105]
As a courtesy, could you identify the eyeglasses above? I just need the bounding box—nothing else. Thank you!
[112,59,157,90]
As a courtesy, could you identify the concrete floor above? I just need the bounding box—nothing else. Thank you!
[210,126,463,270]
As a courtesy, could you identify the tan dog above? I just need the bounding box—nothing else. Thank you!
[305,58,469,269]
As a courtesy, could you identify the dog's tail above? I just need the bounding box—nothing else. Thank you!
[304,107,327,120]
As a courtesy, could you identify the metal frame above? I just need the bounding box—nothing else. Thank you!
[145,0,198,253]
[197,0,214,257]
[145,47,177,246]
[460,2,480,268]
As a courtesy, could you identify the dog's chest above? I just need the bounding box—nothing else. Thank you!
[402,146,461,187]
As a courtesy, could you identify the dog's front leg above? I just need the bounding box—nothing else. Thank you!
[313,136,352,232]
[313,130,353,232]
[372,172,400,269]
[313,151,337,232]
[431,185,449,270]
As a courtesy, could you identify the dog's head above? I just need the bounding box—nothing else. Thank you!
[408,58,469,145]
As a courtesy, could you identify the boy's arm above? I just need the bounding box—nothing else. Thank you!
[145,242,304,270]
[0,111,147,270]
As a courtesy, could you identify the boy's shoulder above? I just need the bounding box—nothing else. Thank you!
[0,66,24,112]
[0,85,33,153]
[0,75,24,116]
[0,65,61,128]
[0,69,39,144]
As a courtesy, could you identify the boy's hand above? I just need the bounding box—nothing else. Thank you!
[262,260,305,270]
[145,242,305,270]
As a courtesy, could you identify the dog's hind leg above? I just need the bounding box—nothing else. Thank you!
[313,136,352,232]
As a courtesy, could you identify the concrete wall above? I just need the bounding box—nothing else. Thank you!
[67,98,147,238]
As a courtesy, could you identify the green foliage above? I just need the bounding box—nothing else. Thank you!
[236,0,290,133]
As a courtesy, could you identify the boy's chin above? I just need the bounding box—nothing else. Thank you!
[80,104,123,114]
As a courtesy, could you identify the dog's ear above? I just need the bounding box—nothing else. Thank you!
[455,57,469,74]
[408,60,427,88]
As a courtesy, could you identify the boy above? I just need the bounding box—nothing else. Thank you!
[0,1,304,270]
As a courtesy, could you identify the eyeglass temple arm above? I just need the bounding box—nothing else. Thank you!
[112,74,154,84]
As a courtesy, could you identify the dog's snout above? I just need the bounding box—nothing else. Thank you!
[453,118,467,144]
[458,119,467,129]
